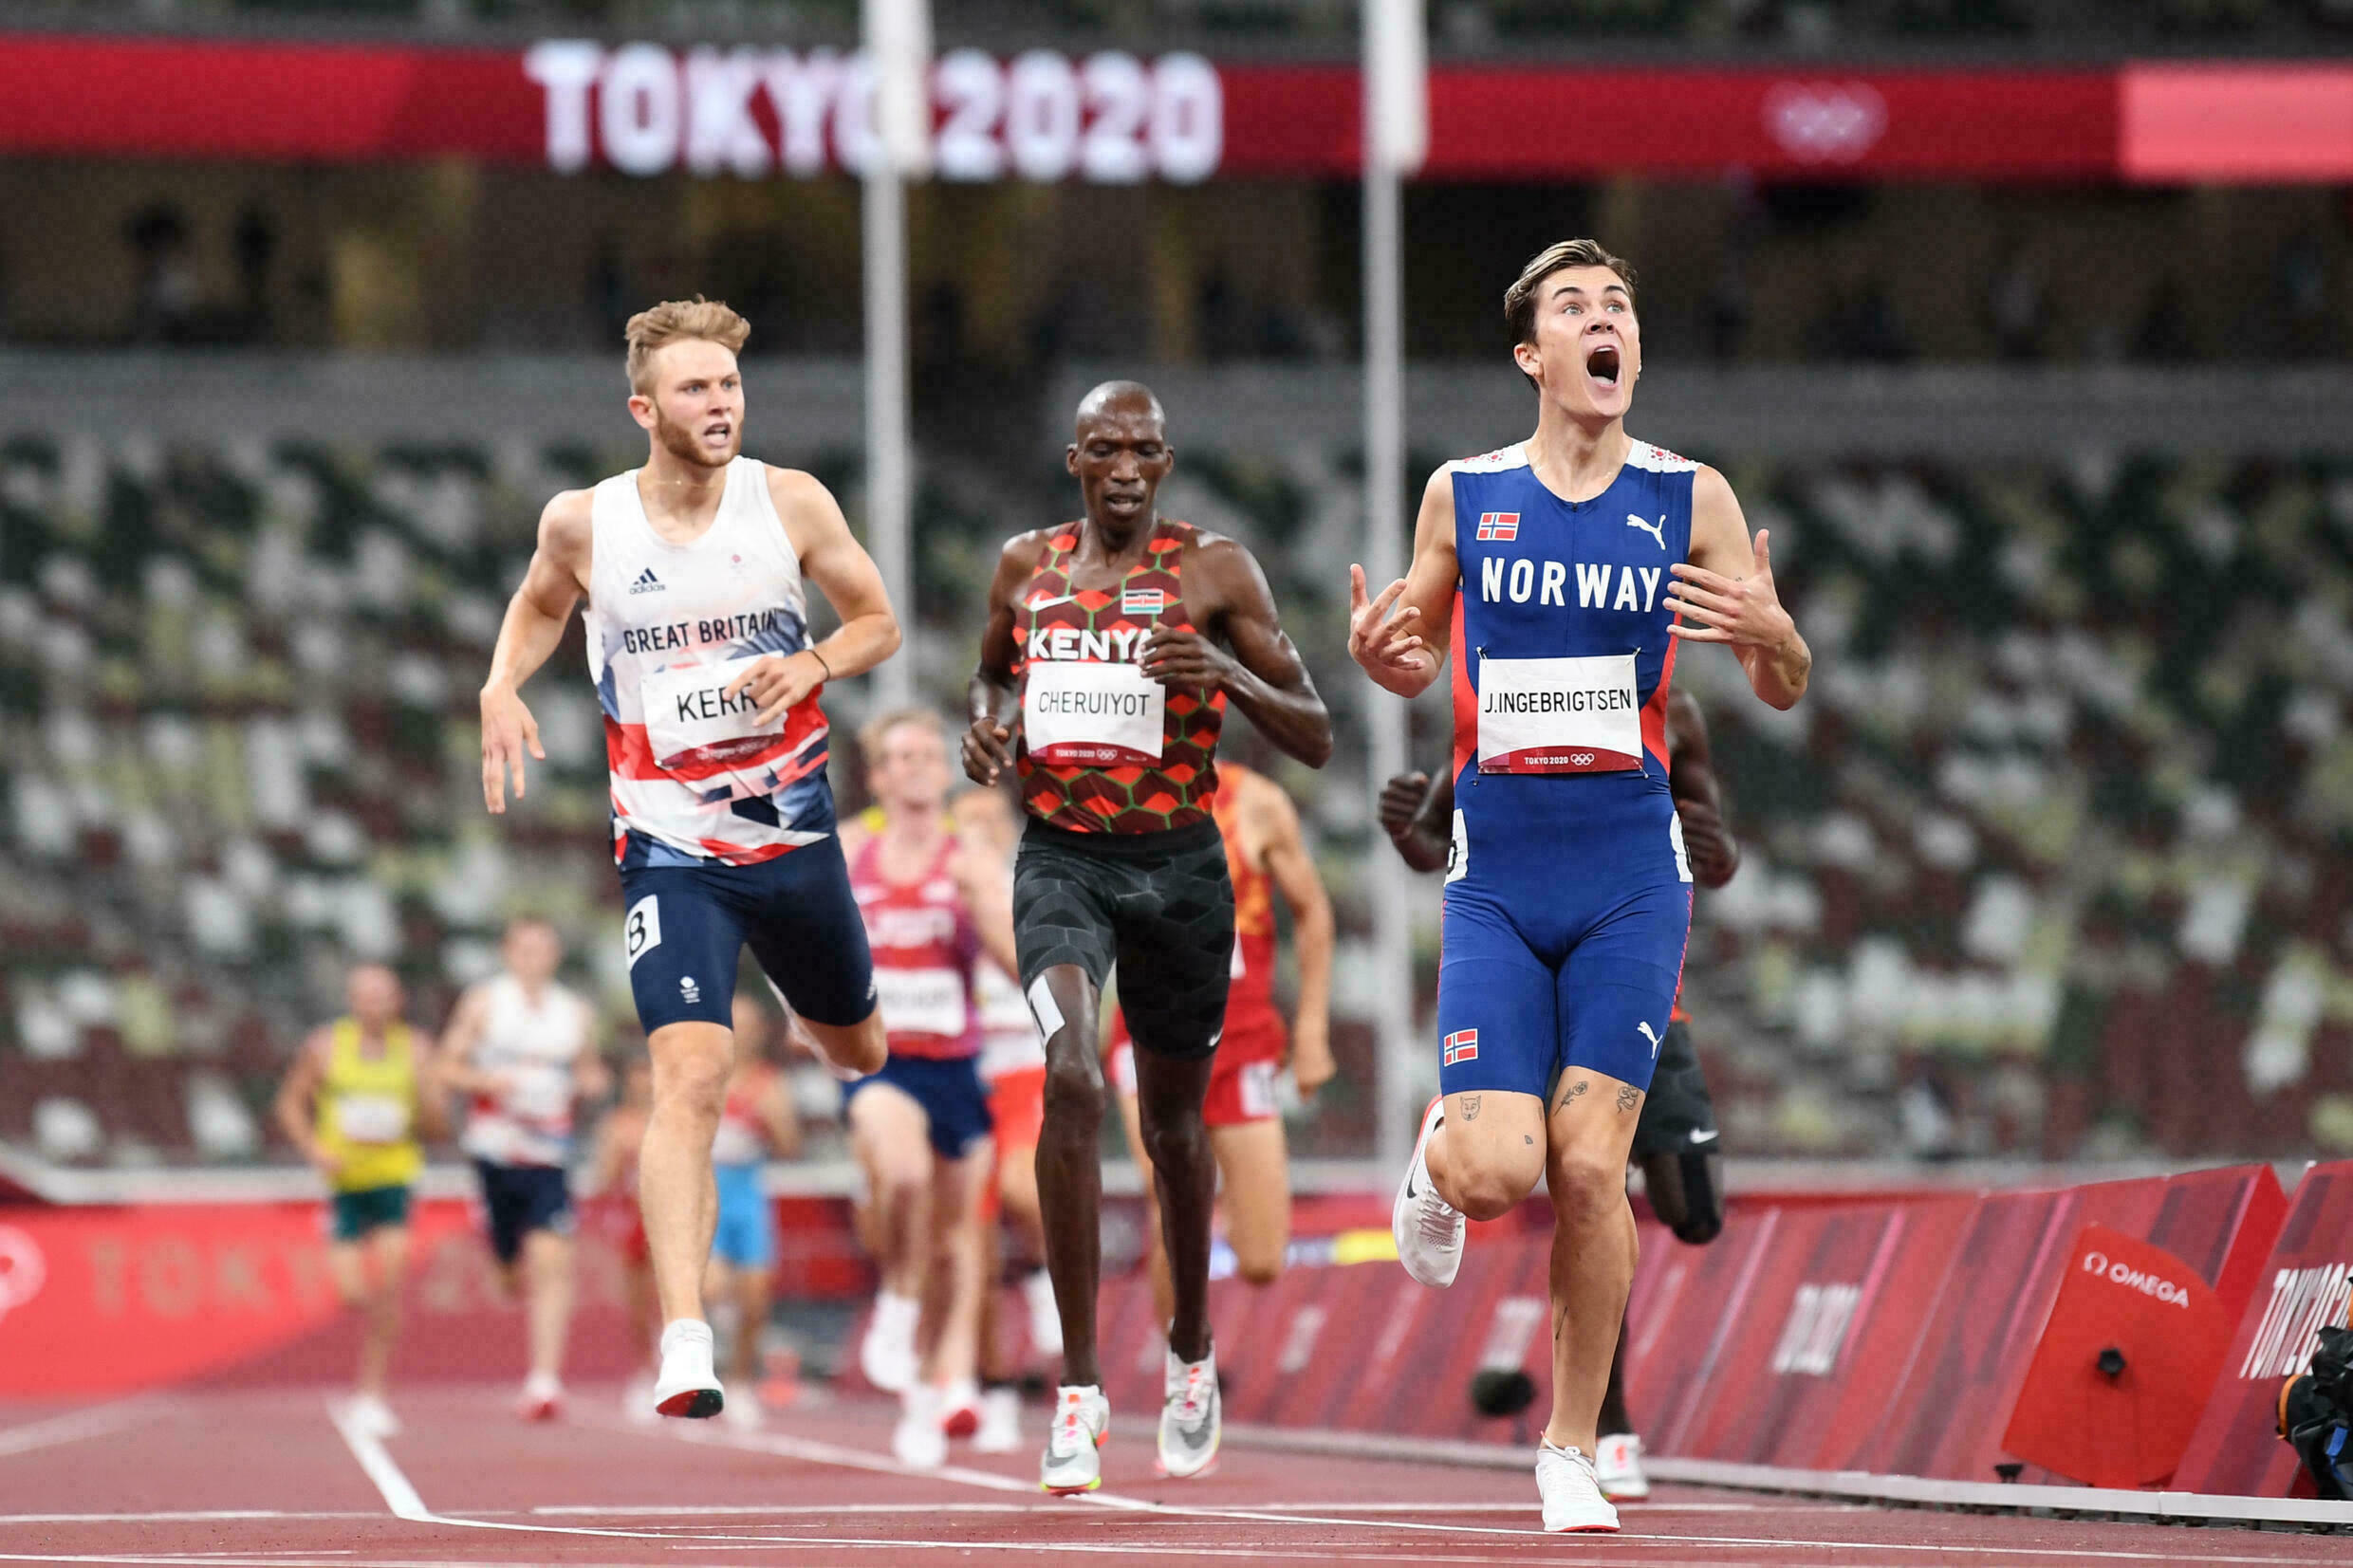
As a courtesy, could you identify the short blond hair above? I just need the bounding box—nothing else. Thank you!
[624,296,750,393]
[859,707,944,769]
[1504,239,1637,350]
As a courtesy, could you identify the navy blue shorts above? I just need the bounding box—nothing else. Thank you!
[617,831,878,1034]
[843,1052,993,1160]
[472,1160,573,1265]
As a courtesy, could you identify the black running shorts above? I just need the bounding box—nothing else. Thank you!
[1630,1019,1719,1158]
[1013,816,1234,1062]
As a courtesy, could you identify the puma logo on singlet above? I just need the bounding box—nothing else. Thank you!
[1626,514,1668,550]
[1636,1020,1662,1057]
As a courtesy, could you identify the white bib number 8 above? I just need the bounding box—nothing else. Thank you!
[625,895,662,968]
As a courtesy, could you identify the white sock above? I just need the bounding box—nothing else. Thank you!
[874,1290,919,1331]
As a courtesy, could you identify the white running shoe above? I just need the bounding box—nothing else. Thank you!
[973,1386,1022,1454]
[940,1375,982,1441]
[1537,1444,1621,1533]
[1391,1096,1465,1288]
[1594,1431,1650,1501]
[860,1291,920,1393]
[1039,1385,1109,1495]
[653,1319,725,1419]
[1155,1344,1220,1479]
[343,1393,400,1439]
[516,1373,563,1423]
[892,1384,948,1469]
[1022,1268,1063,1357]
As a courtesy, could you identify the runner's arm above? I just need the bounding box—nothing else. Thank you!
[954,839,1022,979]
[1380,767,1454,876]
[1668,466,1809,710]
[573,1018,614,1107]
[431,986,499,1096]
[273,1031,335,1173]
[481,490,593,813]
[1665,691,1740,890]
[734,469,903,727]
[1142,538,1332,768]
[1256,784,1335,1098]
[1349,467,1460,700]
[964,533,1047,784]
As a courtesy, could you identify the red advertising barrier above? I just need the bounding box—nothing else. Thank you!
[1,34,2345,184]
[0,1193,870,1398]
[2175,1160,2353,1498]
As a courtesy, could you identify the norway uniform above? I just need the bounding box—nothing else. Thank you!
[461,975,595,1264]
[1011,519,1235,1059]
[1438,442,1696,1099]
[586,455,876,1035]
[846,835,992,1159]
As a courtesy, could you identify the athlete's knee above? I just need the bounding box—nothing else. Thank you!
[1041,1048,1104,1129]
[1446,1150,1534,1222]
[1139,1104,1209,1178]
[1232,1242,1284,1287]
[650,1031,732,1117]
[1547,1146,1629,1227]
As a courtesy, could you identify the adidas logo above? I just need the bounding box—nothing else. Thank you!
[629,568,665,595]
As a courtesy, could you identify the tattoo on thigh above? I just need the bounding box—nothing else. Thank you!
[1562,1080,1588,1109]
[1617,1084,1642,1114]
[1524,1134,1534,1146]
[1460,1095,1482,1121]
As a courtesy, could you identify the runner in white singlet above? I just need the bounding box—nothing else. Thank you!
[480,298,899,1421]
[436,916,606,1420]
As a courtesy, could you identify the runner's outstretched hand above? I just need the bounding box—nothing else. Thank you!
[1348,565,1430,695]
[1665,529,1796,650]
[480,684,544,813]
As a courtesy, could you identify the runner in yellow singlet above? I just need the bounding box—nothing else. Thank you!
[274,964,445,1436]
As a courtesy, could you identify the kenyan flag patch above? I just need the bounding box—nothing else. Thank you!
[1122,586,1165,617]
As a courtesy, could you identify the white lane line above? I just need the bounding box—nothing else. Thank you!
[0,1515,380,1527]
[0,1400,161,1460]
[322,1406,428,1523]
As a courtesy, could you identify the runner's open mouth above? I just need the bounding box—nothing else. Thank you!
[1587,344,1621,386]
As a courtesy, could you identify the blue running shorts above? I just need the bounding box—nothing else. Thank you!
[1436,876,1692,1103]
[843,1052,994,1161]
[472,1160,574,1265]
[618,831,878,1034]
[711,1162,775,1270]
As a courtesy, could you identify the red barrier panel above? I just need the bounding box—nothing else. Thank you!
[2174,1160,2353,1498]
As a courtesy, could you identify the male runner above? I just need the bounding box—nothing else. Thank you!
[436,915,608,1421]
[1378,684,1735,1501]
[842,708,1019,1467]
[706,991,801,1428]
[274,964,446,1437]
[1108,754,1335,1326]
[479,296,897,1420]
[1348,239,1808,1531]
[964,380,1332,1493]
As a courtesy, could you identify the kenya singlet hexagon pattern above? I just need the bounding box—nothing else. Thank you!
[1014,517,1226,834]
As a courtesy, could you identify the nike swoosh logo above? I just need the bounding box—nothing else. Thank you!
[1028,593,1076,611]
[1689,1128,1719,1145]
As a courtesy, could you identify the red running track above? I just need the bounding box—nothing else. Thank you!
[0,1388,2341,1567]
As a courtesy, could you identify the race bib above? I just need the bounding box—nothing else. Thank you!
[337,1093,410,1145]
[874,967,970,1038]
[639,655,787,769]
[1476,654,1643,775]
[1023,661,1164,766]
[507,1067,573,1124]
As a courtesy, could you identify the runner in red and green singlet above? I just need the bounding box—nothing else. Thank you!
[963,380,1331,1494]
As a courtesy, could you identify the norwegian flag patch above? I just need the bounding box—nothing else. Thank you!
[1442,1027,1480,1066]
[1475,512,1520,542]
[1122,586,1166,616]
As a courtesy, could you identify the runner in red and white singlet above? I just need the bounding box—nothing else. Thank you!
[1106,759,1333,1328]
[842,709,1019,1469]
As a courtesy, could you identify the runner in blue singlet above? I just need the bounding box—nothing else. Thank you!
[1347,238,1812,1534]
